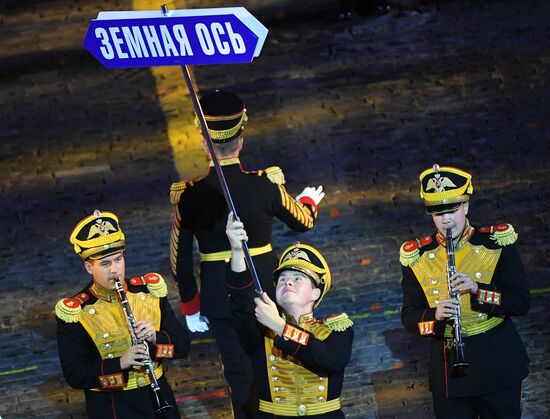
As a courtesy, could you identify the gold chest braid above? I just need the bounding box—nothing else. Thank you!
[79,292,162,390]
[263,322,332,410]
[411,242,502,335]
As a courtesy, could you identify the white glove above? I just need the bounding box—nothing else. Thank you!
[185,312,209,332]
[296,185,325,206]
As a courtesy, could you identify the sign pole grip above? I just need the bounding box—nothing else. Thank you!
[179,64,264,297]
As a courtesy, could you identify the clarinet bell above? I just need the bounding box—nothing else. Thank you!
[153,388,173,415]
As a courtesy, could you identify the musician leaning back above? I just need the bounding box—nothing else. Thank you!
[225,213,354,418]
[55,210,189,419]
[400,165,530,419]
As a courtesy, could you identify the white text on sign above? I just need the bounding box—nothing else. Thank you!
[95,22,246,60]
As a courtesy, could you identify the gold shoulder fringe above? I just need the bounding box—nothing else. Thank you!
[55,299,82,323]
[170,181,189,205]
[400,241,420,267]
[147,274,168,298]
[323,313,353,332]
[265,166,285,185]
[491,224,518,246]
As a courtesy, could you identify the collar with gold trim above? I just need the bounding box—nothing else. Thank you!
[90,282,122,303]
[208,157,241,167]
[282,312,316,326]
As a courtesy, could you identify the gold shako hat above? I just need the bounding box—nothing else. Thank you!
[69,210,125,260]
[419,164,473,214]
[195,90,248,143]
[273,242,331,308]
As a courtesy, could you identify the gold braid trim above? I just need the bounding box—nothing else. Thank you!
[491,224,518,246]
[323,313,353,332]
[400,241,420,267]
[146,274,168,298]
[55,299,82,323]
[194,112,248,141]
[265,166,285,185]
[170,181,189,205]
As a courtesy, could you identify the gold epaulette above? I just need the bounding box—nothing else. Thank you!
[129,273,168,298]
[479,223,518,246]
[265,166,285,185]
[55,297,83,323]
[400,235,433,267]
[169,181,193,205]
[323,313,353,332]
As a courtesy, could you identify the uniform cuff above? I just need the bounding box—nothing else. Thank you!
[98,372,126,389]
[100,358,128,389]
[155,343,175,359]
[274,323,311,357]
[180,292,200,315]
[282,323,310,345]
[227,269,254,290]
[470,283,502,312]
[419,308,446,336]
[476,288,502,305]
[298,196,317,212]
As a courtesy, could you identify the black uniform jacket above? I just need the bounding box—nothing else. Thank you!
[170,159,317,318]
[227,269,354,418]
[401,224,530,398]
[56,276,189,419]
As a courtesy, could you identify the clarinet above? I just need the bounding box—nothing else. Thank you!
[113,277,172,414]
[445,228,469,377]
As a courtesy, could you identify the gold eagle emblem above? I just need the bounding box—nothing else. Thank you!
[426,174,456,192]
[87,219,116,239]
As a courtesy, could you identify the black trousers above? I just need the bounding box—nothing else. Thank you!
[209,317,257,419]
[84,374,180,419]
[432,382,523,419]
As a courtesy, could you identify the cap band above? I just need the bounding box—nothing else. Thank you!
[195,111,248,143]
[81,240,126,260]
[424,195,469,207]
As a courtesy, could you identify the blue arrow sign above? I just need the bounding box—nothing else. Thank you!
[83,8,268,68]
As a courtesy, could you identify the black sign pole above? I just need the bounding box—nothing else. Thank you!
[161,3,263,296]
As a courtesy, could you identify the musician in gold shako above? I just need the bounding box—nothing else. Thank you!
[225,213,354,418]
[400,165,530,419]
[55,210,189,419]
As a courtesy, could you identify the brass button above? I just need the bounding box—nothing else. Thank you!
[475,272,482,279]
[105,343,111,349]
[274,397,281,402]
[318,396,325,401]
[103,332,109,339]
[89,308,96,315]
[271,365,277,371]
[319,376,326,381]
[297,404,307,416]
[433,289,439,295]
[429,253,435,259]
[431,279,438,285]
[107,353,113,359]
[272,376,279,381]
[137,376,147,387]
[319,384,325,391]
[269,355,276,361]
[273,386,280,392]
